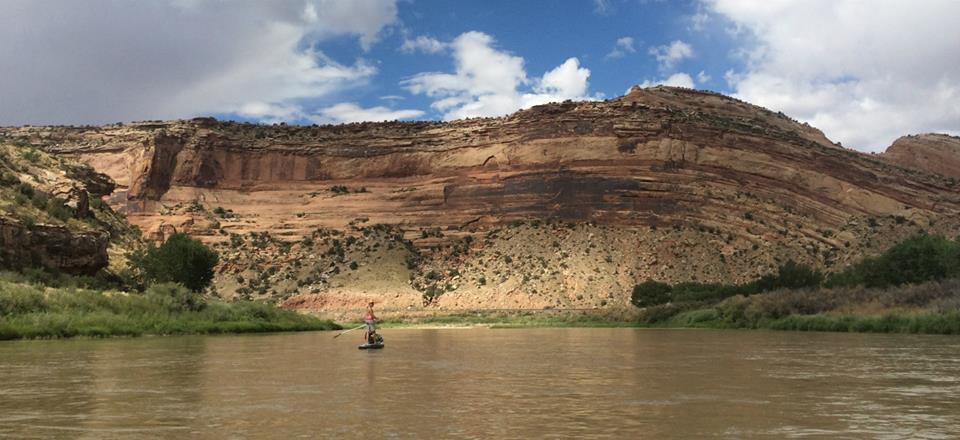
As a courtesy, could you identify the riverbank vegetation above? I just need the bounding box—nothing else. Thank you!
[632,234,960,334]
[0,233,339,340]
[373,308,638,328]
[0,275,339,340]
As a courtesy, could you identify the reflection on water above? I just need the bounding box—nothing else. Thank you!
[1,329,959,439]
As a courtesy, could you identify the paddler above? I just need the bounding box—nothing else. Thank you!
[362,301,378,344]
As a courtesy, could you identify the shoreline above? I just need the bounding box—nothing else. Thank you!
[332,308,960,335]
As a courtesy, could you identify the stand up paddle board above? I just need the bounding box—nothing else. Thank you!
[359,334,384,349]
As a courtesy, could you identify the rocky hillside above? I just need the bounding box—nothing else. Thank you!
[3,86,959,312]
[0,143,137,275]
[882,133,960,180]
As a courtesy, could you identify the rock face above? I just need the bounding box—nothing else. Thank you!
[882,134,960,180]
[3,86,959,309]
[0,218,109,275]
[0,145,125,275]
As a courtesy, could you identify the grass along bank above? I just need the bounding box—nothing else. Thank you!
[654,280,960,334]
[0,276,340,340]
[632,234,960,335]
[363,308,640,329]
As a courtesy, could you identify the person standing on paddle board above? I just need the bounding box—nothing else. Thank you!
[362,302,378,344]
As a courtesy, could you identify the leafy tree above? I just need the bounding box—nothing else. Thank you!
[631,280,672,308]
[133,233,219,292]
[754,260,823,292]
[826,234,960,288]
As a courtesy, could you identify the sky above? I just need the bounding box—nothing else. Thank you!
[1,0,958,152]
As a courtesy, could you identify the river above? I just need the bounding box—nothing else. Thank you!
[1,328,959,439]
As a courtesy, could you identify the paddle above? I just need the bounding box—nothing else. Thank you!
[333,324,366,339]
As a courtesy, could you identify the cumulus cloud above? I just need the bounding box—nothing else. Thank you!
[639,73,696,89]
[606,37,637,60]
[593,0,613,15]
[707,0,960,151]
[310,103,424,124]
[648,40,694,70]
[689,11,710,31]
[0,0,398,125]
[697,70,711,84]
[400,35,448,54]
[403,31,597,120]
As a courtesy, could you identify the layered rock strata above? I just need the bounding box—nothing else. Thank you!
[2,86,958,309]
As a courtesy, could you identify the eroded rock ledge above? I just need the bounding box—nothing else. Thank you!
[2,86,958,309]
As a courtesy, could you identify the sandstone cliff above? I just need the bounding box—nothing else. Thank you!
[882,133,960,180]
[3,86,959,310]
[0,144,135,275]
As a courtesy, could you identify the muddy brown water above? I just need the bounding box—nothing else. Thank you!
[1,328,959,439]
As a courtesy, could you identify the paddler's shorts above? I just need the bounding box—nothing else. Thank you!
[365,319,376,332]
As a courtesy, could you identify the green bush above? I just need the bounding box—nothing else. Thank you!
[631,280,671,308]
[17,182,34,198]
[45,198,74,221]
[631,261,825,310]
[0,171,19,186]
[669,282,747,303]
[827,234,960,288]
[146,282,206,312]
[0,282,47,315]
[21,149,41,163]
[133,233,219,292]
[753,260,823,291]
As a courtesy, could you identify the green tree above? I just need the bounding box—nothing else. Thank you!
[826,234,960,288]
[134,233,219,292]
[631,280,672,308]
[754,260,823,292]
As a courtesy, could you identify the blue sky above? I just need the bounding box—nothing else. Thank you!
[1,0,958,151]
[316,0,743,120]
[228,0,747,124]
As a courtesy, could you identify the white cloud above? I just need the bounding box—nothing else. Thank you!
[537,58,591,98]
[593,0,613,15]
[403,31,597,120]
[0,0,398,125]
[606,36,637,60]
[648,40,694,70]
[237,102,305,124]
[697,70,711,84]
[307,0,398,51]
[400,35,448,54]
[690,11,710,31]
[639,73,696,89]
[310,103,424,124]
[708,0,960,151]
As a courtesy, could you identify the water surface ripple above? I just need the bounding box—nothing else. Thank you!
[1,329,958,439]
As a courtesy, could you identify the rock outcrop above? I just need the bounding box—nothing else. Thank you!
[0,144,130,275]
[0,218,109,274]
[3,86,959,309]
[882,133,960,180]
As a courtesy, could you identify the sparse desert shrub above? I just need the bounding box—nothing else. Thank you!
[20,149,41,163]
[0,171,19,186]
[17,182,34,198]
[45,198,74,221]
